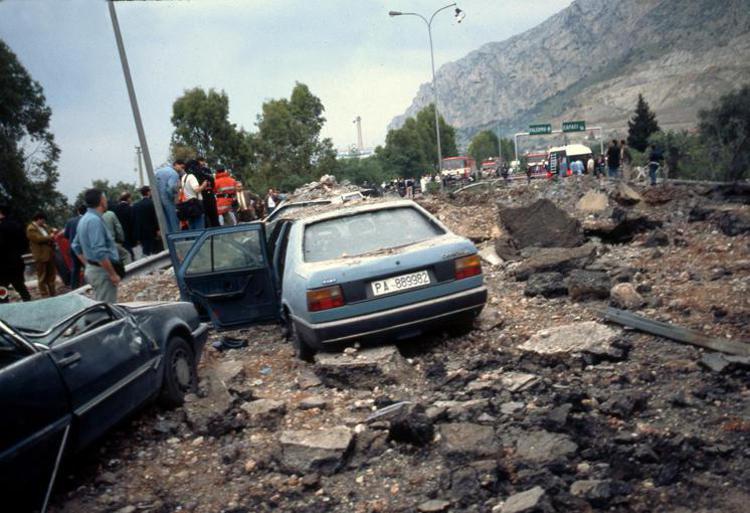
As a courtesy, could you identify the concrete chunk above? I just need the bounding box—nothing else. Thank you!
[314,346,414,389]
[519,322,621,358]
[439,422,499,459]
[501,486,546,513]
[278,426,353,475]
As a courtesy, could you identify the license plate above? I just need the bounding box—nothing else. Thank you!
[371,270,431,297]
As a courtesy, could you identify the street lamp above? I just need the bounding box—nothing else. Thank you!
[390,4,464,191]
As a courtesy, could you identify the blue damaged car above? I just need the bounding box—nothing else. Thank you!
[167,199,487,359]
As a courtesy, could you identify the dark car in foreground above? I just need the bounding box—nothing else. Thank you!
[0,294,208,510]
[168,199,487,359]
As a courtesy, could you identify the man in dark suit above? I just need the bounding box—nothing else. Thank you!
[112,192,136,259]
[0,205,31,301]
[132,186,160,256]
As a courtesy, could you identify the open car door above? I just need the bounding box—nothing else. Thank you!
[166,230,202,302]
[174,223,279,329]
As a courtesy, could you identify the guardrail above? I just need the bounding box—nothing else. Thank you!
[69,250,172,295]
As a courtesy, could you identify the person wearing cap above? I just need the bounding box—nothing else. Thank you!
[214,167,239,226]
[133,186,160,256]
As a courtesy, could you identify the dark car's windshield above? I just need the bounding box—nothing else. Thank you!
[303,206,444,262]
[0,294,97,335]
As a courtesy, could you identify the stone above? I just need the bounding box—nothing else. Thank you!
[476,308,505,331]
[299,395,329,410]
[501,486,546,513]
[576,190,609,213]
[518,322,621,359]
[498,199,585,249]
[716,209,750,236]
[314,346,414,389]
[433,399,491,420]
[494,233,521,261]
[478,244,504,267]
[183,370,238,436]
[514,431,578,463]
[388,403,435,446]
[439,423,499,460]
[643,229,669,247]
[418,499,451,512]
[297,369,322,390]
[613,182,642,205]
[571,479,630,505]
[699,352,750,373]
[278,426,353,475]
[524,272,567,298]
[610,283,646,310]
[114,507,137,513]
[240,398,286,427]
[512,244,597,281]
[567,269,611,301]
[499,372,540,392]
[599,391,648,417]
[584,208,661,243]
[500,402,525,415]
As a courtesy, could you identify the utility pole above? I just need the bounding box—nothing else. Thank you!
[390,4,464,192]
[108,1,169,249]
[135,146,144,188]
[353,116,364,153]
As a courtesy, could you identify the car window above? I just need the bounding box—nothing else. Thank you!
[0,331,29,370]
[186,230,265,276]
[49,305,117,345]
[303,207,444,263]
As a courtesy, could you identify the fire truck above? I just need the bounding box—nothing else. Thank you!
[441,156,476,180]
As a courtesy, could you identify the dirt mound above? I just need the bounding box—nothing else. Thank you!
[498,198,584,249]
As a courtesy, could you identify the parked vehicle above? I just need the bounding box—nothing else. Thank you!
[0,294,208,509]
[441,156,476,180]
[547,144,593,176]
[168,199,487,359]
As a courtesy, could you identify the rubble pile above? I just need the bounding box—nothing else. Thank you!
[288,175,364,202]
[50,179,750,513]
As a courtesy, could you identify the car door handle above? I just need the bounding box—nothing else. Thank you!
[57,352,82,368]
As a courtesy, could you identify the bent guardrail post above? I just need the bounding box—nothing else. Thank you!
[600,307,750,357]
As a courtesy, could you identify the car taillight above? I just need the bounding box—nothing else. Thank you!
[455,254,482,280]
[307,285,345,312]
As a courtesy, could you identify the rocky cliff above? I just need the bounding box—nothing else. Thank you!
[391,0,750,143]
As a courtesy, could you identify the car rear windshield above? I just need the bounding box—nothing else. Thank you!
[303,207,444,262]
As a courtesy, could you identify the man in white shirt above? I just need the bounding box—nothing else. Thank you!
[182,170,208,230]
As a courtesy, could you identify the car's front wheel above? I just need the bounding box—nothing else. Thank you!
[160,336,197,407]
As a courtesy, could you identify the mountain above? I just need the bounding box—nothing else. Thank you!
[390,0,750,146]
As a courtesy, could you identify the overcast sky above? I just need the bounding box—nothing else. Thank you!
[0,0,572,199]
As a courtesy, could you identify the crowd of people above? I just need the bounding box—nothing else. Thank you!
[527,139,664,186]
[0,157,272,304]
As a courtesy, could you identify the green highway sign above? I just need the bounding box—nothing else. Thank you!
[529,124,552,135]
[562,120,586,132]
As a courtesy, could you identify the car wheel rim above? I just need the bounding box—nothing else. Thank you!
[172,348,193,391]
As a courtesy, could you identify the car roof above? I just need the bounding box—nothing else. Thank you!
[276,198,422,224]
[0,293,98,333]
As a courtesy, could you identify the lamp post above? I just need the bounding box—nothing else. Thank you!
[390,4,464,191]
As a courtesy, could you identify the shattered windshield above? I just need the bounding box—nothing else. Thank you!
[303,207,444,263]
[0,294,98,334]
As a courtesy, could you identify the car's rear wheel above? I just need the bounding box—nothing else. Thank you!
[290,321,316,362]
[159,336,197,407]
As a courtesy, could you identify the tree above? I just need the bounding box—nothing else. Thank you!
[499,138,515,163]
[74,179,140,208]
[377,104,458,178]
[335,156,394,187]
[468,130,499,164]
[250,83,337,192]
[627,94,660,152]
[0,39,68,225]
[170,88,249,168]
[698,84,750,182]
